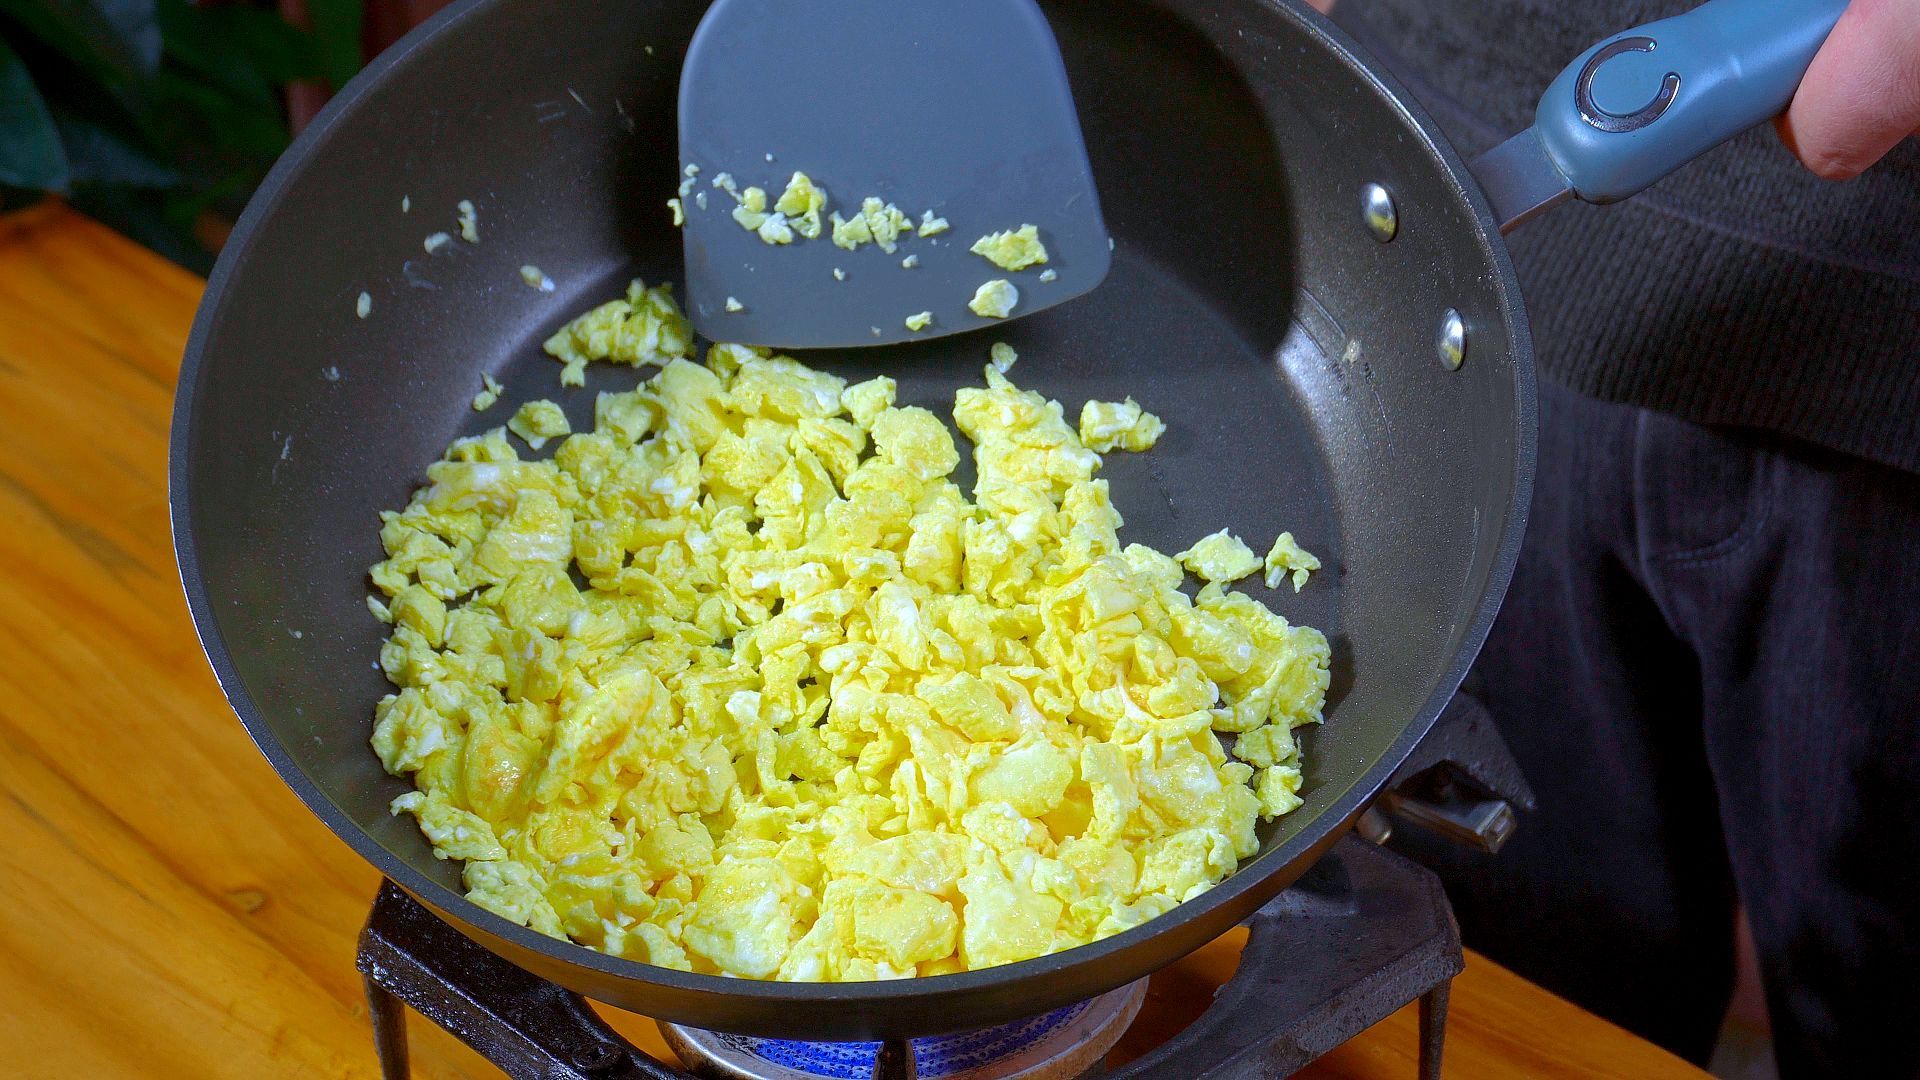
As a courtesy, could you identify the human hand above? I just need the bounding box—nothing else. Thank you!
[1777,0,1920,179]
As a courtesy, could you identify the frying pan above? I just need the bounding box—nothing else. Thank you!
[169,0,1832,1042]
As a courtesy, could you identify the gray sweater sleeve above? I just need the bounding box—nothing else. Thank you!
[1342,0,1920,472]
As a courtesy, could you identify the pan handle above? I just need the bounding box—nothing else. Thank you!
[1470,0,1847,232]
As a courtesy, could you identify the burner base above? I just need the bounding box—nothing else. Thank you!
[357,838,1458,1080]
[661,981,1145,1080]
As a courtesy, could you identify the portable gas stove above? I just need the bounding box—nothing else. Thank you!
[356,697,1531,1080]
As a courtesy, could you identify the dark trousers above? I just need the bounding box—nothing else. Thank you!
[1395,377,1920,1076]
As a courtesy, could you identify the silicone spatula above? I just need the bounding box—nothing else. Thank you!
[677,0,1110,349]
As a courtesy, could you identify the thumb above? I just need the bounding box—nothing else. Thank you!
[1777,0,1920,180]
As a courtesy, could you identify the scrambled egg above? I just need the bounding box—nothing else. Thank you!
[971,225,1048,271]
[772,173,829,240]
[831,198,916,255]
[508,400,571,451]
[473,373,504,412]
[370,282,1330,982]
[969,280,1018,319]
[542,279,694,388]
[904,312,933,332]
[520,266,556,293]
[1078,398,1164,453]
[1175,530,1261,584]
[1264,532,1320,593]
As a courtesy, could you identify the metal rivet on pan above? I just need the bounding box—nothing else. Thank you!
[1361,183,1397,242]
[569,1044,624,1071]
[1437,309,1466,370]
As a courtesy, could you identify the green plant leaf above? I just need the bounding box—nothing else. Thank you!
[149,70,291,165]
[0,0,162,80]
[52,107,175,187]
[0,37,69,191]
[72,182,211,273]
[157,0,320,108]
[303,0,363,91]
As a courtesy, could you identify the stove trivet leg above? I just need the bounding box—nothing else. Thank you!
[1417,981,1451,1080]
[364,971,411,1080]
[1101,838,1463,1079]
[873,1036,916,1080]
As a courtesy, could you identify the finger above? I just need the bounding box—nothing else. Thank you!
[1778,0,1920,180]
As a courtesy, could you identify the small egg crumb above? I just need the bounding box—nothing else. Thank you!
[506,399,571,450]
[457,200,480,243]
[472,373,504,412]
[901,255,919,269]
[904,311,933,331]
[773,172,829,239]
[830,211,872,251]
[668,198,684,226]
[401,195,411,213]
[861,198,914,254]
[712,172,739,196]
[519,265,556,292]
[971,225,1048,271]
[1263,532,1321,592]
[423,232,452,254]
[756,213,795,245]
[355,292,372,318]
[1078,397,1165,453]
[695,191,708,210]
[725,297,744,312]
[833,268,846,281]
[1176,529,1262,584]
[989,342,1017,373]
[1039,269,1058,283]
[968,279,1018,319]
[917,210,950,237]
[731,185,771,233]
[685,163,701,177]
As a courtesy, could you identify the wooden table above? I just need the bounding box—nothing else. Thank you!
[0,204,1708,1080]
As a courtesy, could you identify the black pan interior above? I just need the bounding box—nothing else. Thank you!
[172,0,1530,1038]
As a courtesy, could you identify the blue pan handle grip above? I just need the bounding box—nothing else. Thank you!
[1535,0,1847,204]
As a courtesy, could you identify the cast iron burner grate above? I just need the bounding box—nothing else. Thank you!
[356,695,1531,1080]
[358,837,1460,1080]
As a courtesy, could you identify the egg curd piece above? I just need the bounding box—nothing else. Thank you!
[968,280,1018,319]
[369,280,1332,981]
[1175,529,1261,584]
[1078,398,1165,453]
[1264,531,1321,593]
[970,225,1049,271]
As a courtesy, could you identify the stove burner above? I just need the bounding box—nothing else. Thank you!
[357,837,1462,1080]
[661,981,1144,1079]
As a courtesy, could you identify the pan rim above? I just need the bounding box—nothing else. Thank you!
[167,0,1535,1028]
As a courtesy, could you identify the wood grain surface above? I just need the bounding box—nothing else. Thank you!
[0,204,1708,1080]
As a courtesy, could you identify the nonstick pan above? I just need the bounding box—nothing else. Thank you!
[170,0,1834,1042]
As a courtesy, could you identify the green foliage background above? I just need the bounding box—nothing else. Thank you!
[0,0,364,271]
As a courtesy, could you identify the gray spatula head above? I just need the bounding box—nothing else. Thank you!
[677,0,1109,349]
